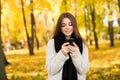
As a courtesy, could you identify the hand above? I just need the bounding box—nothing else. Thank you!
[68,42,80,54]
[61,42,69,56]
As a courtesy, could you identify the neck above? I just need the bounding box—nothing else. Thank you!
[66,36,70,39]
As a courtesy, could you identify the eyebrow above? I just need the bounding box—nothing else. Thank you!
[62,22,71,24]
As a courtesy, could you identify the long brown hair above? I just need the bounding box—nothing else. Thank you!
[53,12,87,45]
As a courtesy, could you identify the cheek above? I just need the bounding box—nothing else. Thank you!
[70,27,74,32]
[61,27,66,31]
[61,27,74,33]
[61,28,64,32]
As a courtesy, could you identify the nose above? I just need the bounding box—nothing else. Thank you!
[65,24,70,28]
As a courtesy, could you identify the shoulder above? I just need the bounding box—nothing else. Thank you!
[46,39,55,51]
[82,42,88,49]
[47,39,54,46]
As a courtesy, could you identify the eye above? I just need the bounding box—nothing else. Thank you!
[61,22,73,27]
[61,23,66,27]
[68,22,73,26]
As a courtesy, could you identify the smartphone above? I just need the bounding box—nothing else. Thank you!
[65,38,74,46]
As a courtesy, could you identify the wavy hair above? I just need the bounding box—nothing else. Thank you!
[53,12,87,45]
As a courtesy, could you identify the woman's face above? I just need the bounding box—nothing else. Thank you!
[61,18,73,38]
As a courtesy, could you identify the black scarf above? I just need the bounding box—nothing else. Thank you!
[54,33,83,80]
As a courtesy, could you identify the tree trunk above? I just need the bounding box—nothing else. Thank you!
[21,0,37,55]
[118,19,120,34]
[108,21,114,46]
[117,0,120,34]
[44,12,50,44]
[3,50,10,66]
[21,0,33,55]
[0,1,8,79]
[34,24,39,50]
[29,0,36,55]
[84,6,88,41]
[84,5,92,45]
[88,24,92,45]
[0,47,8,80]
[91,3,99,49]
[107,3,114,47]
[35,35,39,50]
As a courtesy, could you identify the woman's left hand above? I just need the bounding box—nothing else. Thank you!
[68,42,80,54]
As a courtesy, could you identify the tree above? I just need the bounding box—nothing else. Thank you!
[90,0,99,49]
[107,1,114,47]
[21,0,41,55]
[29,0,36,55]
[84,5,93,45]
[117,0,120,34]
[43,11,50,44]
[0,0,8,79]
[21,0,33,55]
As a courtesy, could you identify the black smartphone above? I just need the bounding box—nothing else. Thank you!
[65,38,74,46]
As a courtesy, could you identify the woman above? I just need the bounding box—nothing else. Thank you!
[45,12,89,80]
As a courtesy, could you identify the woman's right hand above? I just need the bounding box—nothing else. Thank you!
[61,42,69,56]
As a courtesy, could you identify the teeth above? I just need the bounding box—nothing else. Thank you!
[65,31,70,32]
[66,32,69,33]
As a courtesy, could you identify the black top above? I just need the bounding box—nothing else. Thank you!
[54,33,83,80]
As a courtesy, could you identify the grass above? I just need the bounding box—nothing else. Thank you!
[6,46,47,80]
[5,40,120,80]
[87,40,120,80]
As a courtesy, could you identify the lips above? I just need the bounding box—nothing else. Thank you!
[65,31,70,33]
[65,31,72,34]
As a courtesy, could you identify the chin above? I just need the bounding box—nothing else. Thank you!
[65,34,72,37]
[64,32,72,37]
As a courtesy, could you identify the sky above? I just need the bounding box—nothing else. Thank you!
[103,10,119,27]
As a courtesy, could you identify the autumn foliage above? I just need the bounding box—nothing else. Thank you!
[5,40,120,80]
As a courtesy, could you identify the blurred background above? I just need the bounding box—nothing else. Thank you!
[0,0,120,80]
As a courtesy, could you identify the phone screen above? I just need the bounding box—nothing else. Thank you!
[65,38,74,46]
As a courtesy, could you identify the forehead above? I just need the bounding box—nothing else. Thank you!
[62,18,71,23]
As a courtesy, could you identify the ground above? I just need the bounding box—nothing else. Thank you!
[5,40,120,80]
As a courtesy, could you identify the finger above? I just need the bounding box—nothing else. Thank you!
[63,42,69,46]
[68,46,75,51]
[68,45,79,53]
[73,42,78,48]
[69,49,75,54]
[69,45,75,49]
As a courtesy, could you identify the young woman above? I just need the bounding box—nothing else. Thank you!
[45,12,89,80]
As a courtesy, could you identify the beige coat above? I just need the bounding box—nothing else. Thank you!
[45,39,90,80]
